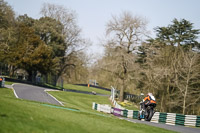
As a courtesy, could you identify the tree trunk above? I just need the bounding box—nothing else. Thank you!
[160,92,166,112]
[119,78,125,102]
[27,70,37,82]
[27,71,32,82]
[183,81,189,115]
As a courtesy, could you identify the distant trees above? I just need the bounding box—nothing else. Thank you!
[138,42,200,115]
[0,0,15,60]
[173,49,200,114]
[0,0,15,29]
[0,1,89,84]
[136,19,200,115]
[40,3,88,82]
[2,14,55,81]
[155,18,199,49]
[95,12,148,101]
[1,0,200,115]
[91,15,200,115]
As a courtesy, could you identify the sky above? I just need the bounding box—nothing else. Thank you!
[5,0,200,56]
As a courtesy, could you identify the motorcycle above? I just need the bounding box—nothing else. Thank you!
[138,101,156,121]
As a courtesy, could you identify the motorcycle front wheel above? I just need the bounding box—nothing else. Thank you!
[145,109,153,121]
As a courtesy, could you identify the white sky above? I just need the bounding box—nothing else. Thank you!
[5,0,200,56]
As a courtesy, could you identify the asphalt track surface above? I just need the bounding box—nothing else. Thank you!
[12,83,62,106]
[11,84,200,133]
[120,116,200,133]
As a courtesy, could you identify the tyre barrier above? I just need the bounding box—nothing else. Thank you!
[92,102,200,127]
[150,112,200,127]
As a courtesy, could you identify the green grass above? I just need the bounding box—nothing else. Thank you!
[5,81,16,85]
[63,84,110,95]
[0,87,176,133]
[48,91,111,113]
[45,83,110,95]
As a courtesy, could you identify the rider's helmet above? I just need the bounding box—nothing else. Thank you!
[148,92,156,101]
[147,92,153,96]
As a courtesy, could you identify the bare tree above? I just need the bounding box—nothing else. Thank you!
[140,42,178,112]
[173,49,200,114]
[106,12,148,53]
[140,41,200,114]
[103,12,148,101]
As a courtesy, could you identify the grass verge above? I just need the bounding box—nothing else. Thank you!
[63,84,110,95]
[0,87,176,133]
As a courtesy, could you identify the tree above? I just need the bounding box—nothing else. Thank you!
[63,52,89,84]
[6,22,55,81]
[173,49,200,114]
[40,3,88,82]
[151,18,200,114]
[0,0,16,75]
[138,42,178,112]
[34,17,66,58]
[0,0,15,29]
[103,12,148,101]
[155,18,199,49]
[137,39,200,115]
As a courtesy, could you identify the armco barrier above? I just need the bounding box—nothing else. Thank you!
[92,102,200,127]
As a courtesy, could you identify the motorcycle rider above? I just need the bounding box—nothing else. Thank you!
[141,92,156,115]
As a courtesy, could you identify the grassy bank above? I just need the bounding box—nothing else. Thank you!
[0,87,176,133]
[63,84,110,95]
[48,91,110,112]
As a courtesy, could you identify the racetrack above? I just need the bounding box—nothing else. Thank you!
[12,83,62,106]
[11,83,200,133]
[120,117,200,133]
